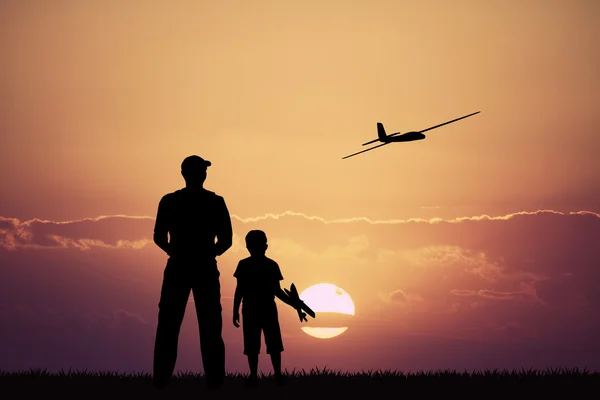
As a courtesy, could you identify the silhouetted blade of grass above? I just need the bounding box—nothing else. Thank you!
[1,368,598,399]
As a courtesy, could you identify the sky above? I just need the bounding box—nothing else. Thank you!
[1,0,600,374]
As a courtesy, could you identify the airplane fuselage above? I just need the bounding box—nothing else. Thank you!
[384,131,426,143]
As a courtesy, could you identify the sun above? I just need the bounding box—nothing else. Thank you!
[298,283,355,339]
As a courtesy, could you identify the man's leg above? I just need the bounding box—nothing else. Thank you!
[153,265,191,389]
[193,276,225,389]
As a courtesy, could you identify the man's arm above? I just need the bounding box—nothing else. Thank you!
[153,195,171,255]
[214,196,233,256]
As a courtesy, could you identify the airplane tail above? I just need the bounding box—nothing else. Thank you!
[377,122,387,141]
[362,122,388,146]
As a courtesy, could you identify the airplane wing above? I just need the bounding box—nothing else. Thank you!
[300,302,315,319]
[375,111,480,141]
[289,284,315,319]
[342,142,391,160]
[416,111,480,135]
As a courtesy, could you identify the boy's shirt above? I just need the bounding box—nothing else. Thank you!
[234,255,284,312]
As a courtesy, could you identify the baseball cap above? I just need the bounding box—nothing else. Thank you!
[181,155,212,173]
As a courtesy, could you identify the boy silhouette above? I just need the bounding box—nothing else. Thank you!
[233,230,300,387]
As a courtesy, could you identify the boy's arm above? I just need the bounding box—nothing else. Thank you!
[232,280,242,327]
[272,262,298,308]
[233,281,242,314]
[233,262,243,313]
[274,282,299,309]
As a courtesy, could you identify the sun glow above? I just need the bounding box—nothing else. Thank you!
[300,327,348,339]
[299,283,355,339]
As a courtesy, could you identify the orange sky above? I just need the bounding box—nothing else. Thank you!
[1,0,599,221]
[1,0,600,373]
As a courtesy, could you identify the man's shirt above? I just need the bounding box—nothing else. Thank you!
[154,187,232,260]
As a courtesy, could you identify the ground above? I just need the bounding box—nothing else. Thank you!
[1,368,597,399]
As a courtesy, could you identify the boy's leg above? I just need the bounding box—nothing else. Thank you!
[269,352,282,376]
[245,353,259,388]
[269,352,286,385]
[247,354,259,377]
[242,310,261,381]
[263,308,285,383]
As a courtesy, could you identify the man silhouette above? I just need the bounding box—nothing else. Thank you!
[152,155,233,390]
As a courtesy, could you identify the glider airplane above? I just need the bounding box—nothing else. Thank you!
[342,111,480,160]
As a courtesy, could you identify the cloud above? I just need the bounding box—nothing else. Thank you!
[450,289,544,304]
[0,215,155,250]
[1,209,597,250]
[382,289,425,304]
[0,304,155,371]
[1,208,600,371]
[379,289,426,313]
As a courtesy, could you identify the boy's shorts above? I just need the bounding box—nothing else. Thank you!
[242,305,284,355]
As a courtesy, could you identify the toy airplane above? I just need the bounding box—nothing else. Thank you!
[284,283,316,322]
[342,111,480,159]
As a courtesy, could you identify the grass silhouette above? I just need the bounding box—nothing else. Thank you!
[2,367,597,399]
